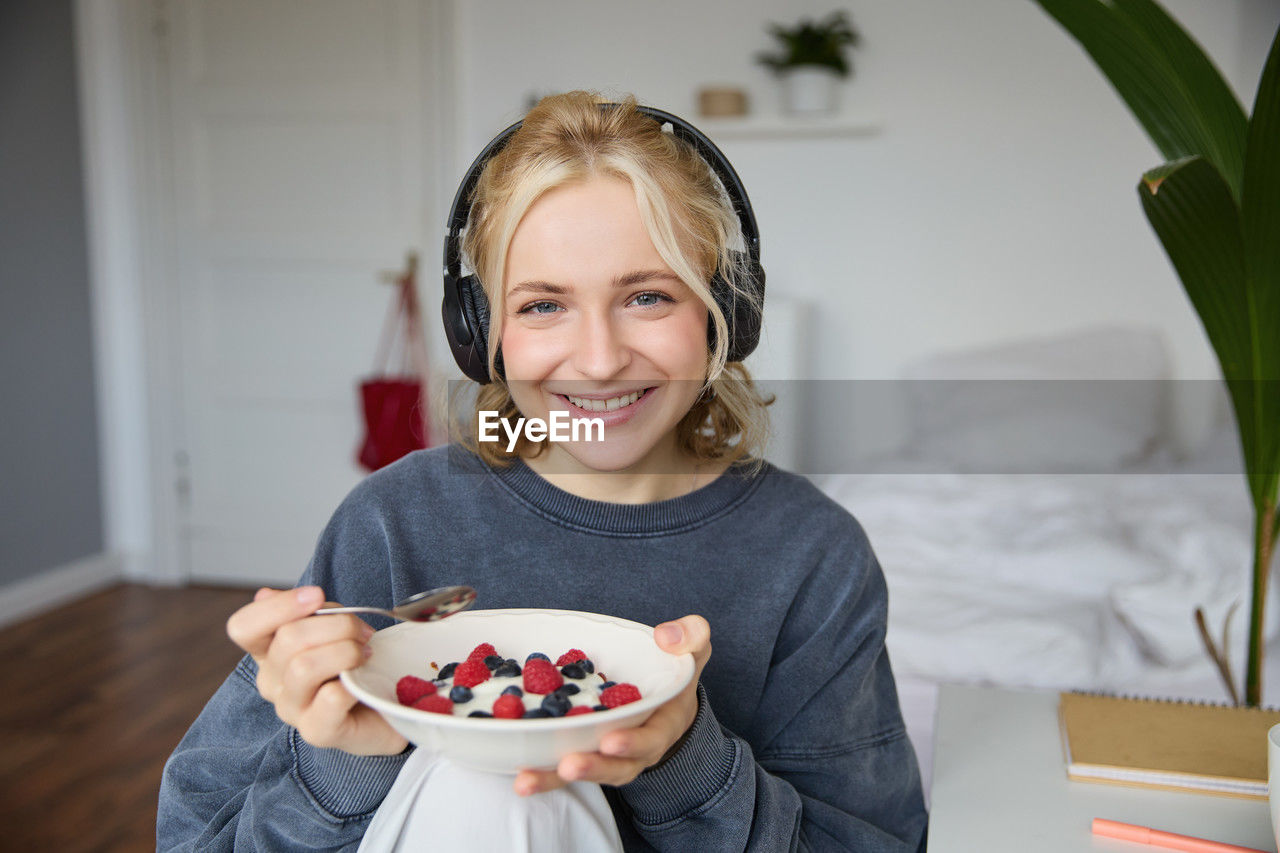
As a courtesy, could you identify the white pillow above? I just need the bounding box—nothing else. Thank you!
[900,326,1170,472]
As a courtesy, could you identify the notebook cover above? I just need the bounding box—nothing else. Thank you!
[1057,691,1280,800]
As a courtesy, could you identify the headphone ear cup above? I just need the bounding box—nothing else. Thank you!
[459,275,507,382]
[709,252,765,363]
[444,274,490,383]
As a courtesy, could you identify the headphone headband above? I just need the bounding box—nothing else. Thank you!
[442,100,765,383]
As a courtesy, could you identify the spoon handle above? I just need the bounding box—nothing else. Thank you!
[314,605,397,620]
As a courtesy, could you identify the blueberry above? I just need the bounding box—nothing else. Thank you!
[525,652,550,663]
[468,710,492,718]
[541,693,572,717]
[494,662,522,678]
[599,681,616,690]
[554,683,580,697]
[592,704,608,712]
[483,654,504,671]
[578,659,595,674]
[437,662,458,680]
[560,663,586,679]
[501,685,524,697]
[523,708,551,718]
[449,685,473,703]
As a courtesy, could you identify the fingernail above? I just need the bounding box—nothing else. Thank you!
[656,623,683,646]
[360,623,375,640]
[296,587,322,606]
[362,643,374,658]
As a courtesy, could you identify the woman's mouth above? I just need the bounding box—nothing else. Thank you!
[556,387,656,426]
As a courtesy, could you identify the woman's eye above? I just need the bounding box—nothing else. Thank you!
[631,291,671,308]
[518,301,560,315]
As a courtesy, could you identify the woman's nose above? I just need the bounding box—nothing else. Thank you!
[570,312,631,378]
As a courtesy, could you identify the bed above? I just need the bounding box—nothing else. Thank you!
[801,326,1280,794]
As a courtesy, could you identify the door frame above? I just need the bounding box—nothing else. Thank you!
[74,0,459,585]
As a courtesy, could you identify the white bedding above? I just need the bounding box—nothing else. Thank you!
[812,465,1277,796]
[800,326,1279,795]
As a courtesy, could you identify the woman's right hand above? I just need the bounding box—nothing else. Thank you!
[225,585,408,756]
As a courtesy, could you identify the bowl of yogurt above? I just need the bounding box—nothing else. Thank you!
[340,608,695,773]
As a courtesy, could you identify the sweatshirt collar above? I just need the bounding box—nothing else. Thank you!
[474,448,767,536]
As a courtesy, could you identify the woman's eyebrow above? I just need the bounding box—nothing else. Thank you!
[508,269,679,297]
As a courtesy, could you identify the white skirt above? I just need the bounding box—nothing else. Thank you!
[358,748,625,853]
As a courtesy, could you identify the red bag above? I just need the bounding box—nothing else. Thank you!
[357,258,431,471]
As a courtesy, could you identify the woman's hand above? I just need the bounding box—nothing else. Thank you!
[513,614,711,796]
[226,586,408,756]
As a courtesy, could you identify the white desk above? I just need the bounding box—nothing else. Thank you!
[927,685,1275,852]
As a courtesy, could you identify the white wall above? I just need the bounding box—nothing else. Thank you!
[450,0,1279,466]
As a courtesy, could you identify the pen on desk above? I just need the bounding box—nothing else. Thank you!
[1091,818,1268,853]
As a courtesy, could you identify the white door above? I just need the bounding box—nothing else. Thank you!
[162,0,451,585]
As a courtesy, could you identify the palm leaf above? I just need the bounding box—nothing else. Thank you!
[1031,0,1247,200]
[1110,0,1248,191]
[1239,25,1280,497]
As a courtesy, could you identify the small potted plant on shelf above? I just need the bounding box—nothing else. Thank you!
[756,10,861,115]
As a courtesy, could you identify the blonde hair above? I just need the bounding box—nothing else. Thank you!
[450,90,773,470]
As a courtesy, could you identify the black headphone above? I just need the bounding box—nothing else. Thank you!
[441,102,765,384]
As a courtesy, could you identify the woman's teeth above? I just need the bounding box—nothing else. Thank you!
[565,389,646,412]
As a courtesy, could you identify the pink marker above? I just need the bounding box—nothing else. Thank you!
[1091,818,1267,853]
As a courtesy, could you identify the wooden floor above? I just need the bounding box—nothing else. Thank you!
[0,583,254,852]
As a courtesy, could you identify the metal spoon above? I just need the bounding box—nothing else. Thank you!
[315,585,476,623]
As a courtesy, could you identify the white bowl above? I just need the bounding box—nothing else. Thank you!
[341,608,695,774]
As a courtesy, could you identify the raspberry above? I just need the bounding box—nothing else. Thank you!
[396,675,436,706]
[600,683,641,708]
[566,706,594,716]
[492,693,524,719]
[412,694,453,715]
[555,649,588,666]
[522,659,564,694]
[453,658,491,688]
[467,642,498,661]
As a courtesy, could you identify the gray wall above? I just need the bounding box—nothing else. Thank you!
[0,0,104,584]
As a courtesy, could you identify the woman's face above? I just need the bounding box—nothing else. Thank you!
[499,174,709,474]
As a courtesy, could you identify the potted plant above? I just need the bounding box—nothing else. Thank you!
[1028,0,1280,707]
[756,10,861,115]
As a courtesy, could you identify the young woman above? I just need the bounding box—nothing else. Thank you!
[158,91,928,851]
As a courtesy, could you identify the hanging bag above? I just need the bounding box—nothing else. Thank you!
[357,257,431,471]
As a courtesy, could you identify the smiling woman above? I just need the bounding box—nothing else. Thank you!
[158,91,928,853]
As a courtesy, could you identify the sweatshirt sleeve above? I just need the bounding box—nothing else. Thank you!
[612,515,929,852]
[156,480,412,851]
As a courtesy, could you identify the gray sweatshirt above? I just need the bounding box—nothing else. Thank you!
[158,444,928,851]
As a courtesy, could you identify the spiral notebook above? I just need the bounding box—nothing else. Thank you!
[1057,691,1280,799]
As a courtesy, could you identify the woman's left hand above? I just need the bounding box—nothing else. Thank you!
[513,614,711,796]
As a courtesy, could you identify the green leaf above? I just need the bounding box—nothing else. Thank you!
[1030,0,1247,200]
[1139,157,1280,499]
[1111,0,1248,191]
[1239,25,1280,497]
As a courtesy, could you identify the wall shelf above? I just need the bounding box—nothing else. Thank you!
[693,112,882,141]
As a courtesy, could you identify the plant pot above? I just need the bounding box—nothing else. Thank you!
[780,66,842,115]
